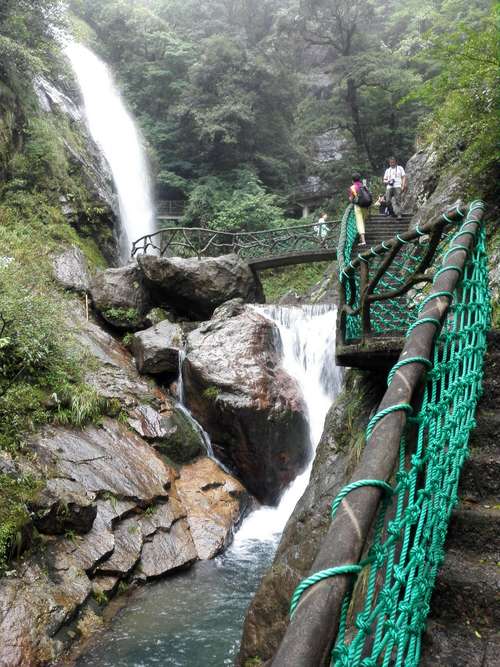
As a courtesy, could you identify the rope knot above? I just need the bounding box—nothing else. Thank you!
[355,613,372,635]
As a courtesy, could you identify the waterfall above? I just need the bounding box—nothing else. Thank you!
[176,351,227,468]
[233,304,342,546]
[64,42,155,262]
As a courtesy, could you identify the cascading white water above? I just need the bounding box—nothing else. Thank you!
[176,350,231,470]
[233,303,342,546]
[64,42,155,261]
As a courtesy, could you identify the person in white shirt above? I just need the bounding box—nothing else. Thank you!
[315,212,328,242]
[383,157,407,220]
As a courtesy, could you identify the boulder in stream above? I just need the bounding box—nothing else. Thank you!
[183,302,310,504]
[175,457,251,559]
[137,253,265,319]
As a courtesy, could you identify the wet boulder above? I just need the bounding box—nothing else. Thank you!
[90,264,151,329]
[175,457,251,559]
[131,320,184,375]
[183,303,310,504]
[128,403,206,464]
[137,253,264,320]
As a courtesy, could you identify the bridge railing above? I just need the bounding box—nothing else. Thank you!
[272,201,490,667]
[131,219,341,263]
[157,200,186,217]
[337,203,468,346]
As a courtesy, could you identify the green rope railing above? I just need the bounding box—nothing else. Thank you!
[337,204,362,340]
[292,201,490,666]
[336,204,466,343]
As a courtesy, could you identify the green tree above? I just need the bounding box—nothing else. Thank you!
[405,6,499,193]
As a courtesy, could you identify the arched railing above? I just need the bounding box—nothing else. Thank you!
[272,201,490,666]
[131,219,341,268]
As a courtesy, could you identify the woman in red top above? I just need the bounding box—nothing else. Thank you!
[348,173,367,246]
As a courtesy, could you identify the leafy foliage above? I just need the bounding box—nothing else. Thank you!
[0,202,110,453]
[0,473,41,572]
[404,7,499,192]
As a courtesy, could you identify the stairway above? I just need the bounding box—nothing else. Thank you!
[421,330,500,666]
[359,212,413,250]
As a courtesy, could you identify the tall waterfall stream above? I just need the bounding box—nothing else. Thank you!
[76,305,343,666]
[64,42,156,261]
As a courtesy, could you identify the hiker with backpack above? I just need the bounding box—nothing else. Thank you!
[383,157,407,220]
[348,173,372,246]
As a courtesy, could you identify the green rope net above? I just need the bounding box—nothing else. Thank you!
[296,203,490,666]
[337,205,362,340]
[337,206,456,341]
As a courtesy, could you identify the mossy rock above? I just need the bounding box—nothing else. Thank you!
[154,408,205,465]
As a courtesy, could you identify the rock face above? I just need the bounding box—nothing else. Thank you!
[138,253,265,319]
[0,294,258,667]
[30,478,97,535]
[128,403,206,464]
[90,264,151,329]
[52,245,91,293]
[401,146,465,229]
[32,419,174,502]
[131,320,184,375]
[183,302,310,504]
[236,371,385,666]
[0,559,92,667]
[176,458,250,559]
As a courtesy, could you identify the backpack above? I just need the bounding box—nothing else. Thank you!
[355,185,373,208]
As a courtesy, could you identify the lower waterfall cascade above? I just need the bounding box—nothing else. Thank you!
[75,304,343,667]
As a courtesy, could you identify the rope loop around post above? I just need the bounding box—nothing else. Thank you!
[366,403,413,439]
[387,356,433,386]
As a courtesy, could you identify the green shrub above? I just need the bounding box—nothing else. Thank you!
[260,263,329,302]
[0,222,108,451]
[202,385,220,402]
[0,473,41,572]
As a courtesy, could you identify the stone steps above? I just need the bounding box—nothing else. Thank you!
[421,620,500,667]
[428,549,500,628]
[446,498,500,560]
[421,330,500,664]
[460,436,500,501]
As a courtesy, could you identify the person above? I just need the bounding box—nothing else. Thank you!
[375,193,393,217]
[315,212,328,242]
[383,157,407,220]
[348,173,368,245]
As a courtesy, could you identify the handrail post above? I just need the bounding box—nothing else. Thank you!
[359,260,371,339]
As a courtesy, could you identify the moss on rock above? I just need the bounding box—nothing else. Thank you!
[154,409,205,465]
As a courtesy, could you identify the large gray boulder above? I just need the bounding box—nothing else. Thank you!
[90,264,151,329]
[137,253,265,319]
[131,320,184,375]
[183,302,310,504]
[52,245,91,293]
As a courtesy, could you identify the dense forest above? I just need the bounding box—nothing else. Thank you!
[67,0,497,225]
[1,0,497,230]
